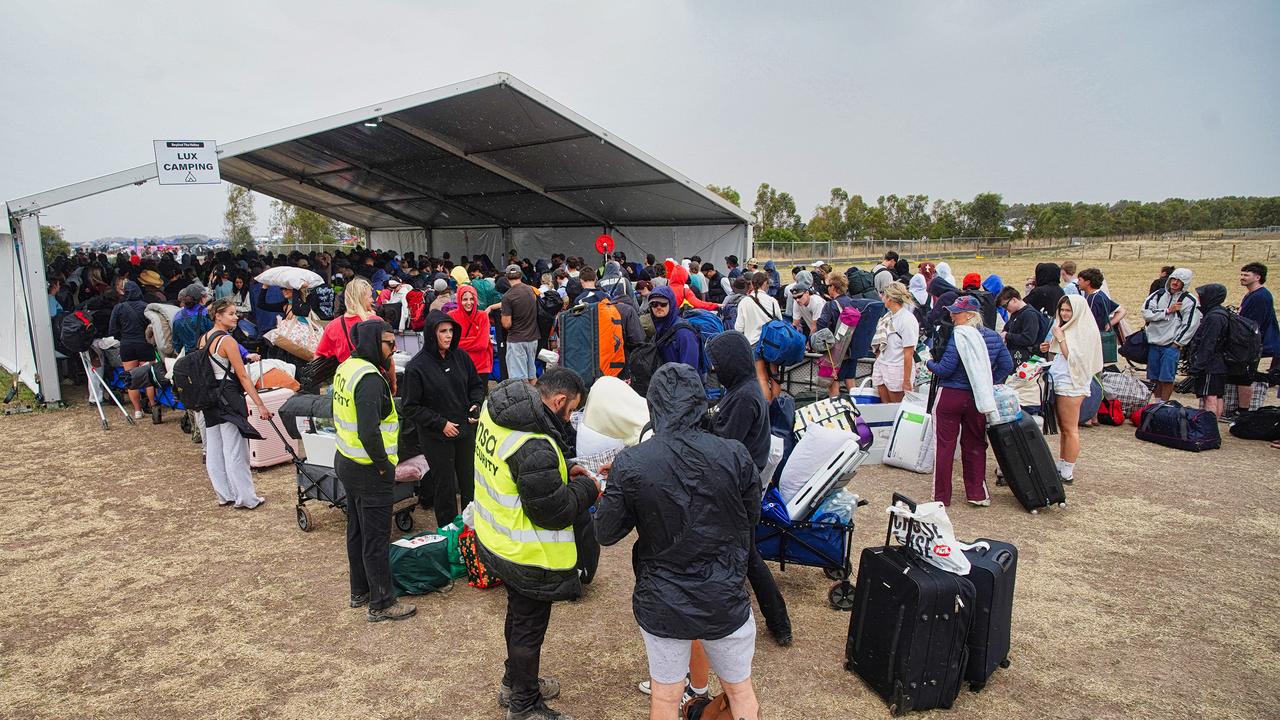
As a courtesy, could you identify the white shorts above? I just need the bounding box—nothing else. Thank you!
[1049,359,1089,397]
[640,612,756,685]
[872,359,905,393]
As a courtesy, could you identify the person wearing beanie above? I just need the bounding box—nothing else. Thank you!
[429,277,453,313]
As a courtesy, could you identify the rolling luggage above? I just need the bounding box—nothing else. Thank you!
[987,413,1066,513]
[961,539,1017,692]
[1134,400,1221,452]
[784,439,867,520]
[846,494,976,716]
[246,387,302,468]
[557,298,625,389]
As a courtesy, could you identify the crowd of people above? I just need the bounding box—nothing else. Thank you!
[37,242,1280,719]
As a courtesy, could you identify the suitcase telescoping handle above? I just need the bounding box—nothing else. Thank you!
[969,541,1015,571]
[884,492,918,549]
[262,406,306,466]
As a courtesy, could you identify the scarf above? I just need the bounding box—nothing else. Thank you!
[954,325,996,415]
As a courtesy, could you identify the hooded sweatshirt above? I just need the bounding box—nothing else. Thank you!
[1024,263,1065,316]
[1141,268,1200,347]
[108,281,150,345]
[401,310,485,439]
[449,285,493,374]
[599,261,634,301]
[594,363,760,640]
[707,331,770,471]
[475,380,598,602]
[925,275,960,333]
[1239,283,1280,358]
[649,286,702,369]
[666,264,719,311]
[1188,283,1230,377]
[333,319,398,501]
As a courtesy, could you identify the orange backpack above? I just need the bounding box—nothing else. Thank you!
[556,298,626,387]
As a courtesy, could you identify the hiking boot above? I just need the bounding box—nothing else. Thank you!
[506,701,574,720]
[349,592,369,608]
[152,404,163,424]
[499,678,560,708]
[770,626,794,647]
[367,601,416,622]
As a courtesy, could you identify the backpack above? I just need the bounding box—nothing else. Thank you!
[749,295,806,366]
[406,290,427,331]
[60,310,97,354]
[537,289,564,339]
[1228,406,1280,441]
[171,330,231,411]
[556,298,626,388]
[845,267,879,300]
[721,293,744,331]
[680,308,724,375]
[1219,308,1262,375]
[628,320,694,397]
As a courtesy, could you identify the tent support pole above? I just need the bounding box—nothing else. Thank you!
[16,213,61,405]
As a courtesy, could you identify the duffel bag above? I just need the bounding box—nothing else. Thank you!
[1097,398,1125,426]
[1100,369,1152,416]
[1119,329,1149,365]
[389,532,456,596]
[1228,406,1280,441]
[1134,400,1220,452]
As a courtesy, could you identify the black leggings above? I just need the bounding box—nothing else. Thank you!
[421,426,476,528]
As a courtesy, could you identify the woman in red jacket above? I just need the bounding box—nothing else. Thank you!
[665,261,720,311]
[449,284,493,378]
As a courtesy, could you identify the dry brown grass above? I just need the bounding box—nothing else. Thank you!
[3,247,1280,718]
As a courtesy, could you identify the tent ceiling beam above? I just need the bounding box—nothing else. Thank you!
[468,132,594,155]
[236,154,430,229]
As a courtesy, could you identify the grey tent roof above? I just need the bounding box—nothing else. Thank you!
[7,73,750,231]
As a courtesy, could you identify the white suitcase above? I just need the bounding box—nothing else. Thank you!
[246,388,302,469]
[784,439,868,521]
[883,403,936,474]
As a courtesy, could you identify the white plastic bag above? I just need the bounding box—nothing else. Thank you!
[883,404,935,474]
[888,500,972,575]
[986,384,1023,425]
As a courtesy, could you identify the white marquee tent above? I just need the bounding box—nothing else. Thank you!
[3,72,752,404]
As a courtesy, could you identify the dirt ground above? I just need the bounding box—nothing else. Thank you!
[2,251,1279,720]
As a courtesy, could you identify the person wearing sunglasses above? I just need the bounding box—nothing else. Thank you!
[647,287,702,370]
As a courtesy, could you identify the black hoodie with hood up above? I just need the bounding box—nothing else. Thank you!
[1024,262,1065,316]
[594,363,760,640]
[334,319,398,501]
[1188,283,1229,377]
[401,310,485,440]
[707,331,770,471]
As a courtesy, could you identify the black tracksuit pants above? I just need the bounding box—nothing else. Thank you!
[502,584,554,712]
[421,427,476,528]
[345,494,394,611]
[747,545,791,634]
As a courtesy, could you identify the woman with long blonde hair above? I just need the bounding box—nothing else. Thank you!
[872,282,920,403]
[314,277,376,364]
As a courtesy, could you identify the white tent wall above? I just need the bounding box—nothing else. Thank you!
[0,232,37,388]
[431,228,507,265]
[0,212,61,404]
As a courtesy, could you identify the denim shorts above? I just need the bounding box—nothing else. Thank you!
[1147,344,1180,383]
[640,612,756,685]
[506,340,538,380]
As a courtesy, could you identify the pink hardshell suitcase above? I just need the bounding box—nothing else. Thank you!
[246,388,302,468]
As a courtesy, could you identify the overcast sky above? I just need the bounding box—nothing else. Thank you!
[2,0,1277,243]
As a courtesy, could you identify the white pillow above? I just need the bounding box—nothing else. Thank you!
[778,425,855,503]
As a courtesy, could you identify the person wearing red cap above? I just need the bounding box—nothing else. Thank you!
[960,272,998,330]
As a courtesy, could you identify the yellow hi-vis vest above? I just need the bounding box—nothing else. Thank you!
[472,405,575,570]
[332,358,399,466]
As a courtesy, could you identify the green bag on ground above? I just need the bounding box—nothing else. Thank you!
[388,531,455,596]
[1100,330,1118,365]
[434,515,469,579]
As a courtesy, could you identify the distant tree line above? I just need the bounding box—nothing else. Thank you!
[704,184,1280,245]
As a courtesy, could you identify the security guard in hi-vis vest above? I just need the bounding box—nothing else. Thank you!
[473,368,600,720]
[332,319,416,623]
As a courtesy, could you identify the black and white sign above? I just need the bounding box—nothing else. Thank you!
[153,140,220,185]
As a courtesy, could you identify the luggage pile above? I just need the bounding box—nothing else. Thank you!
[845,494,1018,715]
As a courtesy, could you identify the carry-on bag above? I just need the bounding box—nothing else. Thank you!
[1228,406,1280,441]
[883,404,935,474]
[794,396,873,448]
[783,439,867,520]
[845,493,976,716]
[1100,369,1152,416]
[987,413,1066,513]
[1134,400,1221,452]
[246,387,302,468]
[961,538,1018,692]
[388,531,456,596]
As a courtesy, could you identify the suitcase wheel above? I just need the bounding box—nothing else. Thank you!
[1030,509,1039,515]
[394,511,414,532]
[969,680,986,693]
[1058,502,1067,509]
[889,682,909,716]
[823,566,851,581]
[1000,658,1011,669]
[297,505,313,532]
[828,581,856,611]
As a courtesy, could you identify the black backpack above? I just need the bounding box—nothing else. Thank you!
[1228,407,1280,441]
[845,267,879,300]
[171,331,232,411]
[1220,308,1262,375]
[627,321,692,397]
[60,310,97,354]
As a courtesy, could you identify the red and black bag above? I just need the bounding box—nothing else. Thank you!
[458,527,502,589]
[1097,398,1125,426]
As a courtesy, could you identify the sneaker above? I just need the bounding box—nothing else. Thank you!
[769,625,794,647]
[638,677,701,698]
[678,686,710,713]
[506,701,574,720]
[133,410,144,420]
[499,678,560,708]
[349,592,369,608]
[1218,409,1239,424]
[1060,474,1074,485]
[367,601,416,622]
[967,499,991,507]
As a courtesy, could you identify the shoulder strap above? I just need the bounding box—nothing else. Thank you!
[750,293,779,321]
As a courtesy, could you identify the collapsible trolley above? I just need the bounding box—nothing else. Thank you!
[277,393,420,533]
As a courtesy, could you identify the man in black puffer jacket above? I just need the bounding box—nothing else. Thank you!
[595,363,762,720]
[706,331,793,647]
[474,369,599,720]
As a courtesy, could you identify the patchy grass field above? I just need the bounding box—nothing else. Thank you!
[2,244,1279,719]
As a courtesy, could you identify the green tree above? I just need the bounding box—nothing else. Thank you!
[752,183,802,237]
[707,184,741,207]
[807,188,850,242]
[289,208,341,245]
[963,192,1007,237]
[40,225,70,266]
[224,185,257,251]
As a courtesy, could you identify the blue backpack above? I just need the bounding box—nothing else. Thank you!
[680,308,724,375]
[747,294,805,366]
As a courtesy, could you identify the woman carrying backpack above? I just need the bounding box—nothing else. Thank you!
[200,298,273,509]
[734,271,784,401]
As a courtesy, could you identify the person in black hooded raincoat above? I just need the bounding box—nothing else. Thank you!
[1024,262,1065,316]
[1187,283,1230,417]
[401,310,486,528]
[595,363,762,719]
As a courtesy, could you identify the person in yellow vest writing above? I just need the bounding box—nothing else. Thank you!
[474,368,599,720]
[333,319,416,622]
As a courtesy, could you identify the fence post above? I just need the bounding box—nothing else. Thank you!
[1109,243,1114,260]
[1137,245,1142,259]
[1231,244,1236,262]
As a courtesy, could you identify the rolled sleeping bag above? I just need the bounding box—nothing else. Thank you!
[144,303,180,357]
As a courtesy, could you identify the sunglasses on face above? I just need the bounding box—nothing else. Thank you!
[649,300,669,308]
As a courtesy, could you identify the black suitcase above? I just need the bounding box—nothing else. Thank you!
[962,538,1017,692]
[845,494,976,716]
[988,414,1066,513]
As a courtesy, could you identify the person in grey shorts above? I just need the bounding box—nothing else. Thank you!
[500,263,541,382]
[594,363,762,719]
